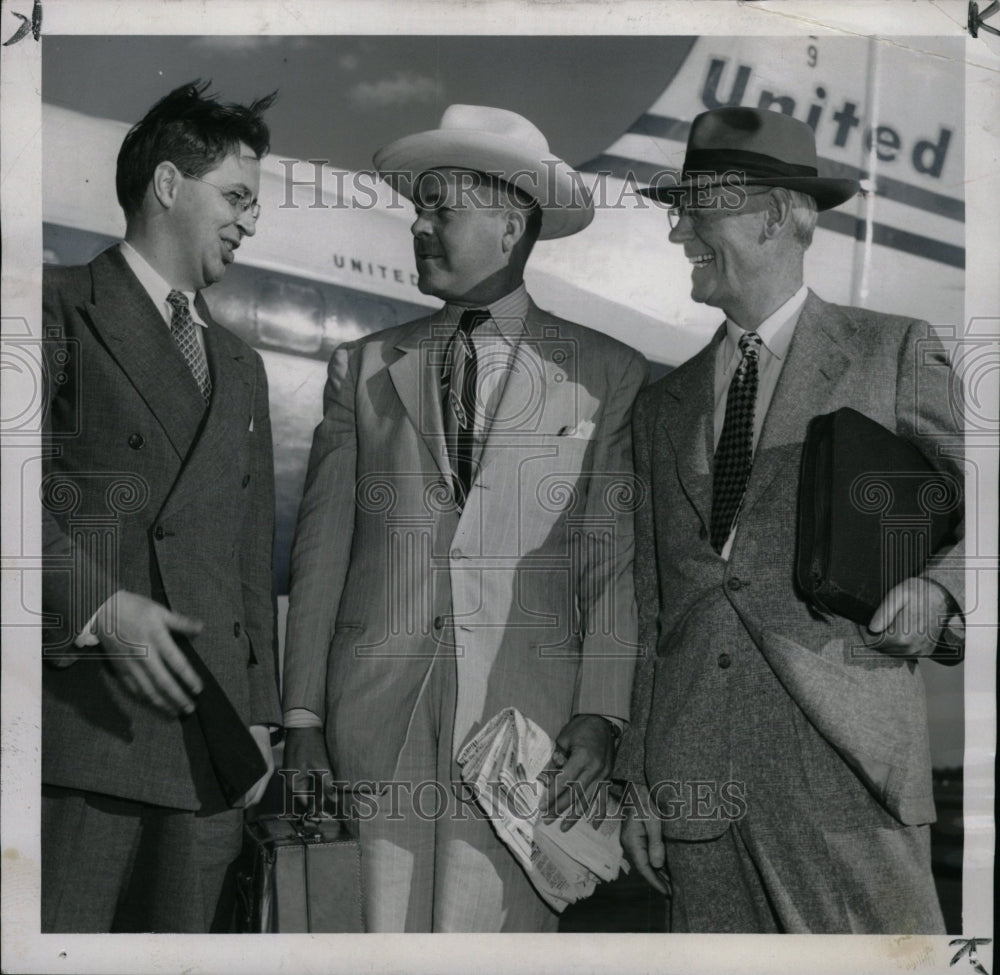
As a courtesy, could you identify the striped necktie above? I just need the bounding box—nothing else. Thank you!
[710,330,762,552]
[445,308,489,503]
[166,290,212,404]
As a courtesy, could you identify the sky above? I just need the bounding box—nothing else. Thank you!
[41,35,696,171]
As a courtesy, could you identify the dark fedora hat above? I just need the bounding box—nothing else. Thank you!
[644,107,859,211]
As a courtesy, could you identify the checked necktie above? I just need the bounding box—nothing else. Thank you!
[444,308,489,503]
[710,330,762,552]
[166,290,212,404]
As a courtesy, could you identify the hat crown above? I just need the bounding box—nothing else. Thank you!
[372,102,594,238]
[438,104,551,156]
[687,107,819,170]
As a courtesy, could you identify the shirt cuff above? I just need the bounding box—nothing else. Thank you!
[74,602,106,648]
[283,707,323,729]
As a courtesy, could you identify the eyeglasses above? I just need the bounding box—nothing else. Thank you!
[180,170,261,221]
[667,187,771,230]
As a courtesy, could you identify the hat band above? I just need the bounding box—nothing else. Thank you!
[682,148,819,182]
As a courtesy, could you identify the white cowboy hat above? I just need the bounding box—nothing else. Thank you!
[373,104,594,239]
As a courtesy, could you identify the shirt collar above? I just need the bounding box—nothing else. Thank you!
[119,241,207,329]
[440,284,530,345]
[724,284,807,362]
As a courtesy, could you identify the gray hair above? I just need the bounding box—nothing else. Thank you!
[788,189,818,247]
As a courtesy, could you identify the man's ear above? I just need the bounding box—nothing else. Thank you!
[501,207,528,255]
[763,188,794,239]
[150,161,181,211]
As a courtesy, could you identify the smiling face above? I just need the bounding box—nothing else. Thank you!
[410,168,511,302]
[668,186,776,325]
[171,143,260,290]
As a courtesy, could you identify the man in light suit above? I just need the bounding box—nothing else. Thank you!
[282,105,647,932]
[616,107,964,933]
[41,82,281,932]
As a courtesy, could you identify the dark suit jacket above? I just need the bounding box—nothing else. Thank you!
[41,246,281,811]
[615,291,964,841]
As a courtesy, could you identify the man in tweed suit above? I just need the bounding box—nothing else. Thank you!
[41,83,281,932]
[282,105,647,931]
[616,107,964,933]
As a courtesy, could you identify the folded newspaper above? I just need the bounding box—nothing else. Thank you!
[456,707,628,911]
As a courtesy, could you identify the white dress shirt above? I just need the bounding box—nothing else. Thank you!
[119,240,208,351]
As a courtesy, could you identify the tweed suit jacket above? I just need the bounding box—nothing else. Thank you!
[282,299,648,786]
[614,291,964,841]
[42,247,282,811]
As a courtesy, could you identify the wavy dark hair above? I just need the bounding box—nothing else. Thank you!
[115,80,277,218]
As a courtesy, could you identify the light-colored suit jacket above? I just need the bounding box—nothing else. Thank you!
[283,299,648,785]
[42,247,281,811]
[615,291,964,841]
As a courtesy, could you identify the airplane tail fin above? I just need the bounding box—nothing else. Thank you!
[577,37,697,182]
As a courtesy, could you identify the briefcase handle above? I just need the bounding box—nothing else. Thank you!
[293,812,325,843]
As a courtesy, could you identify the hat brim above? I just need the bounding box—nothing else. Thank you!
[373,130,594,239]
[641,174,860,211]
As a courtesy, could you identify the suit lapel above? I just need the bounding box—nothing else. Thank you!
[161,301,256,517]
[475,303,574,478]
[85,248,206,459]
[660,327,722,530]
[740,291,856,516]
[387,317,452,482]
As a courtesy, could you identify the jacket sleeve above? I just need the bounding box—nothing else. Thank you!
[242,351,282,726]
[572,348,649,723]
[40,271,119,658]
[611,387,659,783]
[281,342,360,718]
[895,318,965,661]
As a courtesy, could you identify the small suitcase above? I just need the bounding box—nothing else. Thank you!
[237,814,365,933]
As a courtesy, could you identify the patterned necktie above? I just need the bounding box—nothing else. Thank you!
[710,330,762,552]
[166,290,212,404]
[445,308,489,503]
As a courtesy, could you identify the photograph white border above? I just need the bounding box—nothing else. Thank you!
[2,2,996,973]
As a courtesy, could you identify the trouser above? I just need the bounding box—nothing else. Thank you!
[663,816,945,933]
[41,784,243,933]
[351,650,559,932]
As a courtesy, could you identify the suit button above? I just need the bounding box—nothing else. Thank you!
[242,474,251,487]
[727,577,743,591]
[433,615,444,630]
[718,653,731,669]
[154,525,165,540]
[450,547,462,560]
[699,525,708,541]
[128,433,145,450]
[234,622,242,637]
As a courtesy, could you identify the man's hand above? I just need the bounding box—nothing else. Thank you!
[283,726,341,831]
[538,714,616,831]
[242,725,275,807]
[868,577,952,657]
[620,785,669,895]
[94,590,204,716]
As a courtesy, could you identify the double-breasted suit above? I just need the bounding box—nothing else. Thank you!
[615,291,963,932]
[42,247,281,813]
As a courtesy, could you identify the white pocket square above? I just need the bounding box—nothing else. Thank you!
[249,415,254,432]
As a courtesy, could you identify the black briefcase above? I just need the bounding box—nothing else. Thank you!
[795,407,961,624]
[236,814,364,933]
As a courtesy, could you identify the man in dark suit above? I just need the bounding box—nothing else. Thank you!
[41,82,281,932]
[616,107,964,933]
